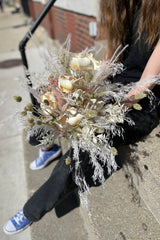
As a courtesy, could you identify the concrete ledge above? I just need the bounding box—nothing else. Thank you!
[22,125,160,240]
[81,169,160,240]
[79,124,160,240]
[119,124,160,225]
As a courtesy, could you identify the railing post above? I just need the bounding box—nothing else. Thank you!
[19,0,57,105]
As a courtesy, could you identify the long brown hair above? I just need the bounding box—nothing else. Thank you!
[100,0,160,59]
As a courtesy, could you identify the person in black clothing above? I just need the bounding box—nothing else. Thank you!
[3,0,160,235]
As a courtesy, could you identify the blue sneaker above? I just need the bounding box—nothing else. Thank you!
[30,144,61,170]
[3,209,32,235]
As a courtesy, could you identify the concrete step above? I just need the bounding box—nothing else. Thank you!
[119,124,160,225]
[22,124,160,240]
[81,169,160,240]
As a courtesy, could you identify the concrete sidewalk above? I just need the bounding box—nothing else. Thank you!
[0,6,47,240]
[0,38,31,240]
[0,5,160,240]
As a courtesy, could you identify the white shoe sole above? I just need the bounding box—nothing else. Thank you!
[30,148,62,170]
[3,222,32,235]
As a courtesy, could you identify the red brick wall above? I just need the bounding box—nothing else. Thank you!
[28,1,105,52]
[28,1,36,20]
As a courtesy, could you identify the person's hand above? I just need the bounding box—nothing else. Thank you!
[120,86,144,110]
[120,95,138,110]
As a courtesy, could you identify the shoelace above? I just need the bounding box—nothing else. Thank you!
[13,210,25,225]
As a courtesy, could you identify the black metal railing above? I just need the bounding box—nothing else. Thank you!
[19,0,57,106]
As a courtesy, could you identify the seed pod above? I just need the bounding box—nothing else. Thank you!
[25,103,34,111]
[73,133,78,140]
[95,128,104,134]
[65,157,71,165]
[85,72,91,83]
[75,127,82,133]
[28,122,35,127]
[88,110,97,117]
[133,103,142,110]
[13,96,22,102]
[21,111,27,117]
[43,99,49,106]
[135,93,147,100]
[37,120,42,125]
[86,93,93,99]
[48,120,54,125]
[27,118,34,124]
[110,147,118,155]
[41,116,47,120]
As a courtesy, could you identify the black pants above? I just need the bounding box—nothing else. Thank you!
[24,99,160,222]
